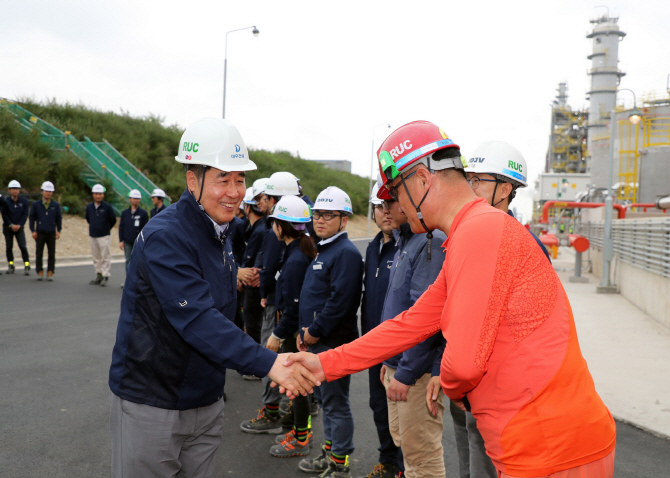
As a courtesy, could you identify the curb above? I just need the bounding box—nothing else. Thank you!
[0,254,126,269]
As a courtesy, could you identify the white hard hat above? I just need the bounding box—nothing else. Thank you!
[243,186,256,205]
[128,189,142,199]
[269,196,312,223]
[151,188,166,198]
[251,178,268,199]
[369,182,383,205]
[314,186,353,215]
[265,171,300,196]
[8,180,21,189]
[175,117,257,172]
[41,181,55,192]
[466,140,528,187]
[92,184,105,193]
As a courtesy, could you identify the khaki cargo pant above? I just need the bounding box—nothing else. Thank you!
[90,235,111,277]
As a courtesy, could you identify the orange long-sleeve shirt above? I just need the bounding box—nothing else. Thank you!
[319,198,615,477]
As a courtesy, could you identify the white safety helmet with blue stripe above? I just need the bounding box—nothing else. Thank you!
[128,189,142,199]
[242,186,256,205]
[266,171,300,196]
[251,177,269,199]
[369,182,383,205]
[314,186,353,215]
[269,195,312,223]
[466,140,528,188]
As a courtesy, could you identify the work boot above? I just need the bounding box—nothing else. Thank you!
[269,432,312,457]
[319,455,351,478]
[299,444,330,473]
[47,271,54,282]
[356,463,398,478]
[37,271,44,281]
[279,397,292,415]
[24,263,30,275]
[281,405,295,428]
[100,277,109,287]
[240,407,283,434]
[89,273,103,285]
[275,428,313,445]
[6,263,15,274]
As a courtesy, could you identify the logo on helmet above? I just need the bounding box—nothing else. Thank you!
[389,140,412,159]
[470,157,486,163]
[508,160,523,173]
[278,205,288,212]
[235,144,241,152]
[183,142,199,153]
[185,155,192,161]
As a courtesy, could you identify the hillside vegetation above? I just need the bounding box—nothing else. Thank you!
[0,100,369,215]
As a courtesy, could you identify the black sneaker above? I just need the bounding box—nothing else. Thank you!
[100,277,109,287]
[24,264,30,275]
[37,271,44,281]
[299,444,330,473]
[6,264,15,274]
[318,455,351,478]
[240,407,283,434]
[269,431,312,457]
[89,273,103,285]
[355,463,398,478]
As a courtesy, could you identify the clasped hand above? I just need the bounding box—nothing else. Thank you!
[270,352,326,399]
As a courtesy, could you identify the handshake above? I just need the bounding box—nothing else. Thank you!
[268,352,325,398]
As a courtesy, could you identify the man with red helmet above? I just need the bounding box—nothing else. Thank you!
[282,121,616,478]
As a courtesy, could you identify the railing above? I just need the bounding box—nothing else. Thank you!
[581,218,670,278]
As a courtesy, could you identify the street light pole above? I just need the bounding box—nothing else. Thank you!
[597,88,641,293]
[367,123,391,234]
[223,26,259,119]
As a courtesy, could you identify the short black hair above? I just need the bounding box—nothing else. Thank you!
[187,164,207,179]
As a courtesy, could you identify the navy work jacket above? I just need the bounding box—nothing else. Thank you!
[381,223,446,385]
[3,195,30,227]
[118,207,149,244]
[109,189,276,410]
[273,239,312,340]
[259,218,286,305]
[150,204,167,218]
[242,217,266,268]
[230,216,248,266]
[29,199,62,233]
[299,232,364,348]
[361,231,397,336]
[86,201,117,237]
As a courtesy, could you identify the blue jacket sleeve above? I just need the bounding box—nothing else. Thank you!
[273,256,309,339]
[260,233,284,298]
[242,223,265,268]
[143,231,277,377]
[18,198,29,226]
[85,204,90,224]
[28,202,36,232]
[118,211,125,242]
[107,203,117,229]
[307,248,364,339]
[140,209,149,230]
[393,235,446,385]
[56,203,62,232]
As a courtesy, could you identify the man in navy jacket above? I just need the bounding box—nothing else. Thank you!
[118,189,149,280]
[85,184,117,286]
[108,118,316,478]
[298,186,364,477]
[3,180,31,275]
[359,184,401,478]
[28,181,62,281]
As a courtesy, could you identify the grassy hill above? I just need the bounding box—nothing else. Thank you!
[0,100,370,215]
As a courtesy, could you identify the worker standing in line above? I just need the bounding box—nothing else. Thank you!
[285,121,616,478]
[86,184,117,287]
[377,181,447,478]
[149,188,167,218]
[241,172,301,433]
[357,183,400,478]
[118,189,149,288]
[297,186,364,478]
[108,117,318,478]
[3,180,31,275]
[264,195,317,457]
[229,188,252,331]
[28,181,62,281]
[0,192,10,275]
[239,178,269,347]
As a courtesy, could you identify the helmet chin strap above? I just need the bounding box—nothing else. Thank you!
[490,179,506,208]
[196,166,210,211]
[399,174,434,262]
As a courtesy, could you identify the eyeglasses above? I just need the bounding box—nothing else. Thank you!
[387,169,418,201]
[312,211,342,221]
[467,176,498,190]
[373,204,384,212]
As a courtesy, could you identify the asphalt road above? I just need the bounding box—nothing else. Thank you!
[0,258,668,477]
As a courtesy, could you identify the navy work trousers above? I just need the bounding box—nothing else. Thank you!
[3,225,29,264]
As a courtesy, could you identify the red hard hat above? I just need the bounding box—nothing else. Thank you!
[376,121,461,199]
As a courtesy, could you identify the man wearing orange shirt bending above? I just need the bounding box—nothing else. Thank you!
[280,121,616,478]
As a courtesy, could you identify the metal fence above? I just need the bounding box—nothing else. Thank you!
[581,218,670,278]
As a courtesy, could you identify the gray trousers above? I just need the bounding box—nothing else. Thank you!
[110,393,225,478]
[449,400,497,478]
[260,303,282,405]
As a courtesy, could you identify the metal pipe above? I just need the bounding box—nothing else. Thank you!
[540,201,625,224]
[568,234,590,253]
[655,196,670,210]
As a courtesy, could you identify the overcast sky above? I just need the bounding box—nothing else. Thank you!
[3,0,668,222]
